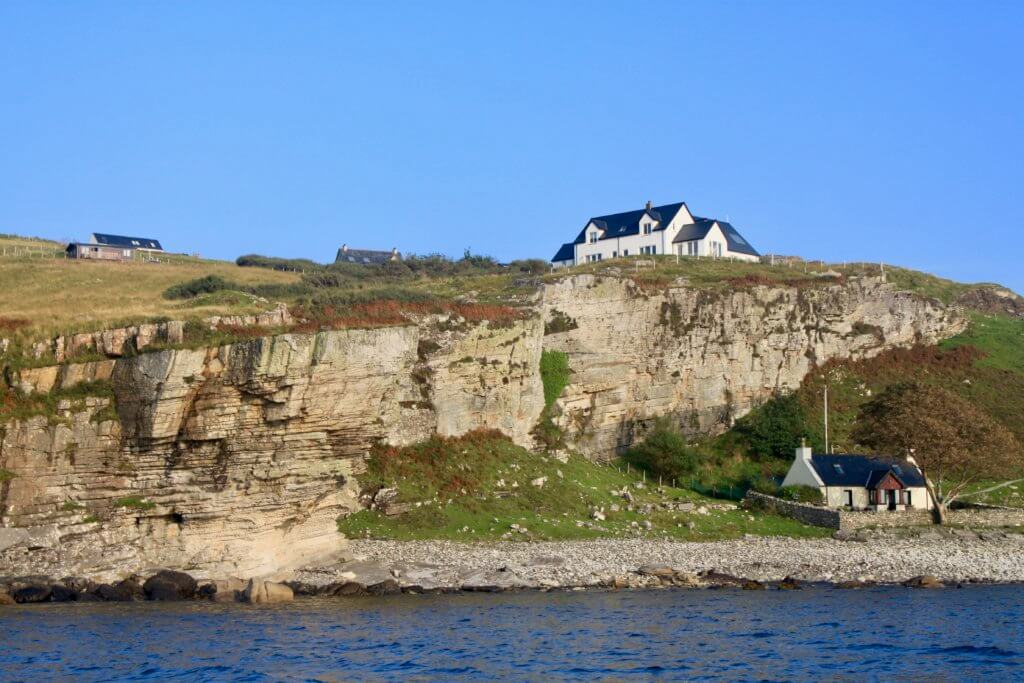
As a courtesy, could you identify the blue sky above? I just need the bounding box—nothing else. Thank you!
[1,2,1022,292]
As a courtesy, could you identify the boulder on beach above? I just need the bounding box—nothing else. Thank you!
[904,575,944,589]
[202,578,248,603]
[241,580,294,604]
[12,585,52,604]
[0,591,15,605]
[95,582,136,602]
[144,570,198,601]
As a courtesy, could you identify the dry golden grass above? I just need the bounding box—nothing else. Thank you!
[0,246,300,337]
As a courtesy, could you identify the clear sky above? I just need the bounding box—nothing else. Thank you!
[1,2,1022,292]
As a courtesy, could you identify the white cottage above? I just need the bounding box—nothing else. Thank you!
[551,200,759,268]
[781,444,932,512]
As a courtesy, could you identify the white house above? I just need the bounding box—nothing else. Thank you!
[781,444,932,512]
[551,200,760,268]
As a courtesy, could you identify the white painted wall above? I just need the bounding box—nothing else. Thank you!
[781,446,823,488]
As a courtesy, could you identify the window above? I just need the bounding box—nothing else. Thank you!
[640,245,657,256]
[612,251,618,258]
[589,232,598,244]
[905,490,912,506]
[844,490,853,508]
[623,249,629,256]
[643,223,652,235]
[687,241,698,256]
[832,463,844,475]
[586,254,602,263]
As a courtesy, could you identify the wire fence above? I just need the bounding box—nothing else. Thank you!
[0,244,211,266]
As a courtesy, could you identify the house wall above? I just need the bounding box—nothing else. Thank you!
[822,485,931,510]
[574,207,695,264]
[72,245,132,261]
[780,447,822,488]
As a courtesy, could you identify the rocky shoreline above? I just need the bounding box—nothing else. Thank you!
[3,530,1024,606]
[294,529,1024,593]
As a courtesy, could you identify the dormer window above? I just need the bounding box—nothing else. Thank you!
[643,223,653,235]
[589,232,598,243]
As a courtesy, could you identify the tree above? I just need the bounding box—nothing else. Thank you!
[851,381,1022,524]
[733,392,818,460]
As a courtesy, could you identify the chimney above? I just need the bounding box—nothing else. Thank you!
[796,438,813,463]
[645,200,653,211]
[342,244,348,253]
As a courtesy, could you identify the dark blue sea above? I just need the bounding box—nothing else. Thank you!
[1,585,1022,681]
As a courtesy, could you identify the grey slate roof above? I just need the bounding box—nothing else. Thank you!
[91,233,163,250]
[809,454,926,488]
[570,202,689,245]
[335,247,400,265]
[672,217,760,257]
[551,242,575,263]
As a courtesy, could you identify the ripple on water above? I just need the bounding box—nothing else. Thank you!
[0,587,1022,681]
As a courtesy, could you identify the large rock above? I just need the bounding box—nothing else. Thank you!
[0,591,15,605]
[240,580,294,604]
[144,570,198,601]
[202,578,248,603]
[460,567,533,592]
[12,585,52,604]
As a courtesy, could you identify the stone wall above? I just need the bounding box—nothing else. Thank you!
[743,492,842,529]
[542,275,964,459]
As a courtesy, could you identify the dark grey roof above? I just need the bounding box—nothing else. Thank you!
[335,247,400,265]
[671,217,760,257]
[551,242,575,263]
[92,233,163,250]
[810,454,925,488]
[671,218,716,243]
[716,220,760,257]
[570,202,689,245]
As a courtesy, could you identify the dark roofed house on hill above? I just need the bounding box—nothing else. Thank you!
[335,244,401,265]
[91,233,164,252]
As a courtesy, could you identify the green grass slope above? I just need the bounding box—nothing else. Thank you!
[337,430,829,541]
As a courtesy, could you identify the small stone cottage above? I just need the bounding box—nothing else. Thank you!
[781,444,932,511]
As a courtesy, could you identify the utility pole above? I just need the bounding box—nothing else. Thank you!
[823,384,829,455]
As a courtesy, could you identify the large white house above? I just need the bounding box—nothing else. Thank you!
[551,200,760,268]
[781,444,932,512]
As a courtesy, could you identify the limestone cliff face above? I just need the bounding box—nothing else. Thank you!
[0,274,964,580]
[541,275,964,459]
[0,318,543,581]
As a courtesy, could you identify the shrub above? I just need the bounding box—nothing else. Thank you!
[732,392,817,460]
[533,350,571,450]
[112,497,156,510]
[623,418,702,480]
[163,275,235,300]
[778,485,825,504]
[236,254,323,272]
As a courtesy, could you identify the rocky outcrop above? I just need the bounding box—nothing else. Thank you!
[0,316,544,581]
[542,275,963,458]
[0,274,964,579]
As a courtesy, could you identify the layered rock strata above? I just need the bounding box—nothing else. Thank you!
[541,275,963,458]
[0,317,543,580]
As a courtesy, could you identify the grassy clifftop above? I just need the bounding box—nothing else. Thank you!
[2,230,1018,341]
[0,235,300,340]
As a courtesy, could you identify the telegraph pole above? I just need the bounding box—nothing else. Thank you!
[823,384,830,454]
